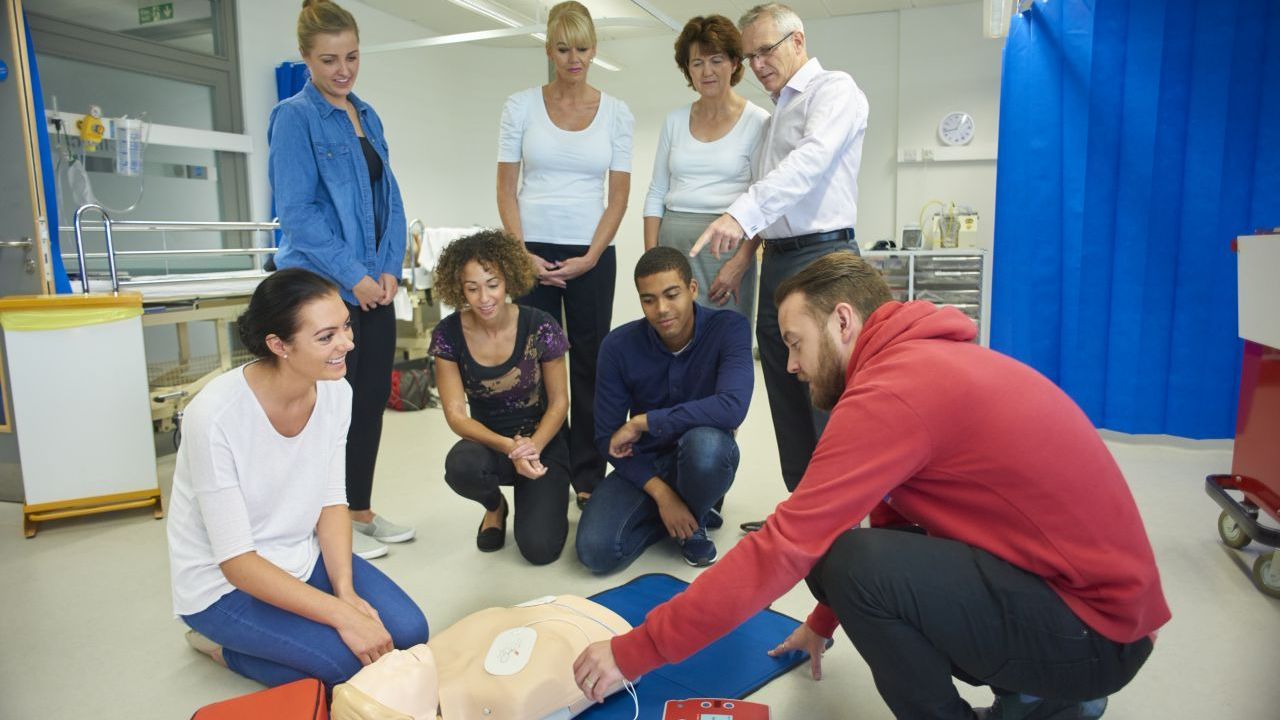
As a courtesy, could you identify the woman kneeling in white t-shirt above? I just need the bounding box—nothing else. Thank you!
[167,268,428,687]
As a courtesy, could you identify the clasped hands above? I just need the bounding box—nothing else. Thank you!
[508,434,546,479]
[334,586,393,666]
[353,273,399,311]
[530,253,597,288]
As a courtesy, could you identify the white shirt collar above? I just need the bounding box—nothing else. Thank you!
[772,57,824,104]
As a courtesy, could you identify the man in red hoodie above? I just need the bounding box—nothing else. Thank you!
[573,254,1169,719]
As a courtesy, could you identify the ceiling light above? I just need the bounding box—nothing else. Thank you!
[435,0,624,71]
[447,0,523,28]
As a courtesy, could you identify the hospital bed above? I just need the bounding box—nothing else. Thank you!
[65,204,277,435]
[66,207,461,434]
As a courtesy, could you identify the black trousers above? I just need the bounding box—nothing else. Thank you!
[806,529,1153,720]
[443,436,571,565]
[344,301,396,512]
[518,243,615,496]
[756,239,858,491]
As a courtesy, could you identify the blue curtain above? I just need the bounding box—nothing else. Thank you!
[24,16,72,293]
[275,60,309,102]
[992,0,1280,439]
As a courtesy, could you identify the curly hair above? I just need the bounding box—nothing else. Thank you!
[432,229,537,309]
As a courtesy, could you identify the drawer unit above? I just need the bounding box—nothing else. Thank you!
[862,249,991,346]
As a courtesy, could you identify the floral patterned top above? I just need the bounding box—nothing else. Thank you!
[429,305,569,437]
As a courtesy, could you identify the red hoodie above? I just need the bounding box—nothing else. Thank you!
[612,301,1170,679]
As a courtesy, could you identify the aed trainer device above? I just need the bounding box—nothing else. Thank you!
[662,698,770,720]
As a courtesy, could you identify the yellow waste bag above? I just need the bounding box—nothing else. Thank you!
[0,306,142,332]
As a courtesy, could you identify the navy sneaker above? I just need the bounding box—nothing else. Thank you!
[680,527,718,567]
[982,693,1107,720]
[704,507,724,530]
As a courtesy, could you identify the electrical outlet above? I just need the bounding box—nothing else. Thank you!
[921,148,935,161]
[899,148,919,162]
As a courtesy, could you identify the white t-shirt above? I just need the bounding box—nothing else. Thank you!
[643,101,770,218]
[498,87,634,246]
[167,365,351,616]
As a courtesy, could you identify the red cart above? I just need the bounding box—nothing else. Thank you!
[1205,232,1280,598]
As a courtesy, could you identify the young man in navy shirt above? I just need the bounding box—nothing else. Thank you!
[577,247,754,572]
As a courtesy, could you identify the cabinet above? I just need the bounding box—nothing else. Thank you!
[861,249,992,346]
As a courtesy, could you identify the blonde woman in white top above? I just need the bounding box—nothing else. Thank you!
[497,1,633,507]
[169,268,428,687]
[644,14,769,322]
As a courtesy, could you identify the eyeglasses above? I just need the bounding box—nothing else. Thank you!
[743,31,795,65]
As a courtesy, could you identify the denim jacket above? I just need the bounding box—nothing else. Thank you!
[268,82,406,306]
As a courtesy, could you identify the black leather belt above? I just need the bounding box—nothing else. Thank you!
[765,228,855,252]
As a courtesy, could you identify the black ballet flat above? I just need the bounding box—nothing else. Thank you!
[477,495,507,552]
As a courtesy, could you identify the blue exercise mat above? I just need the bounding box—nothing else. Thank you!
[579,573,810,719]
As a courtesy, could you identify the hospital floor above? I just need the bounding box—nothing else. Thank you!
[1,363,1277,719]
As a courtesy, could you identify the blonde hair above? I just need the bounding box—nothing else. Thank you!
[545,1,596,50]
[298,0,359,55]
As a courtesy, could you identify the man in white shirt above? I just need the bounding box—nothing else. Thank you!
[692,2,869,519]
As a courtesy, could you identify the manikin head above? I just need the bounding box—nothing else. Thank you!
[331,645,440,720]
[775,254,892,411]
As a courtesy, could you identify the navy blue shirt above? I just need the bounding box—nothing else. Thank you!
[594,303,754,488]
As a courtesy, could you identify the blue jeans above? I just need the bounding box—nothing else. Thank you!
[576,427,739,574]
[181,554,428,687]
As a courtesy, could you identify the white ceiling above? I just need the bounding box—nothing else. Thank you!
[364,0,973,48]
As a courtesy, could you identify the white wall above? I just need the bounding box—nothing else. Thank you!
[894,3,1003,250]
[237,1,1003,327]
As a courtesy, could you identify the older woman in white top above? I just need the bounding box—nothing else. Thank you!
[497,1,633,506]
[644,14,769,322]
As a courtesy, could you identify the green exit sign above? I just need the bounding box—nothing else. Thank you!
[138,3,174,24]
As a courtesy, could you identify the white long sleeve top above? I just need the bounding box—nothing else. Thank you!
[727,58,869,240]
[643,101,770,218]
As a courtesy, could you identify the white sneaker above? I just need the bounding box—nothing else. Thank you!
[353,514,416,543]
[353,528,389,559]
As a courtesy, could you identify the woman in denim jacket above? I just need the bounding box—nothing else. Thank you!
[268,0,411,560]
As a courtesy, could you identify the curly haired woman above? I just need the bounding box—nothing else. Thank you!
[429,230,571,564]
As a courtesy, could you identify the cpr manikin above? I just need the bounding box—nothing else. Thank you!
[332,595,636,720]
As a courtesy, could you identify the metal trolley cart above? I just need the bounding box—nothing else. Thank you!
[1205,233,1280,598]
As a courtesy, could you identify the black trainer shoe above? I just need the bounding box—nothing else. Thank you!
[679,527,718,567]
[983,693,1108,720]
[704,508,724,530]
